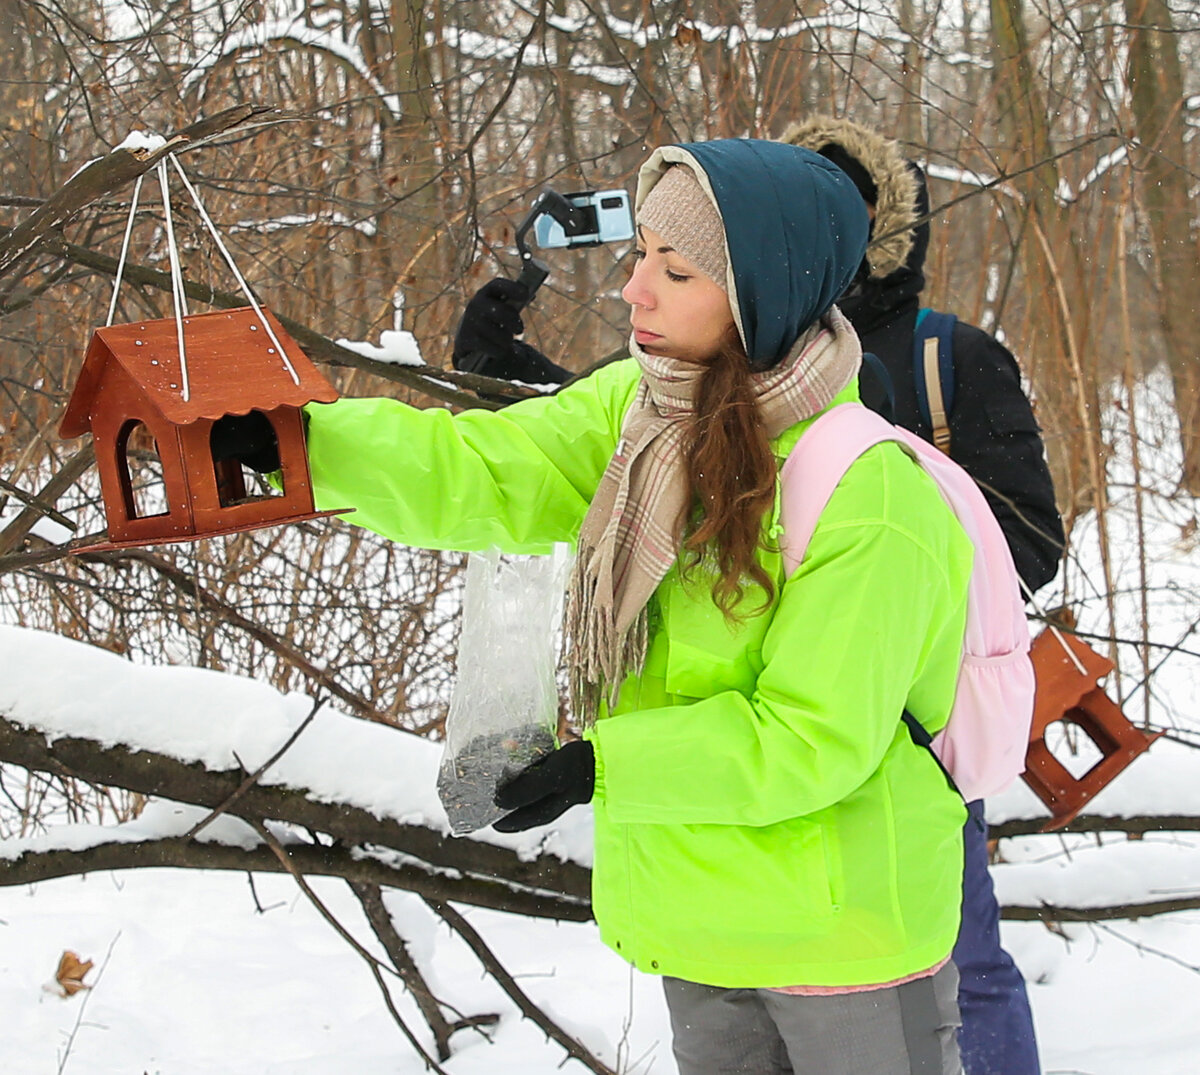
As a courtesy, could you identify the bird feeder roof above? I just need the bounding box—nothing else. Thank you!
[60,306,338,437]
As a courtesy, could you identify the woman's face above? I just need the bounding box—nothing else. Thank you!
[621,225,736,363]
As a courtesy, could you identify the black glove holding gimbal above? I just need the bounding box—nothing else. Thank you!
[452,278,571,394]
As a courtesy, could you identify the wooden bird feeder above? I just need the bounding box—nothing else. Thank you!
[59,305,350,551]
[1023,626,1162,830]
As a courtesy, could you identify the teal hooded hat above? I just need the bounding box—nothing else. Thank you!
[634,139,870,371]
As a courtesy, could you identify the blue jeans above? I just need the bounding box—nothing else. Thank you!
[953,799,1040,1075]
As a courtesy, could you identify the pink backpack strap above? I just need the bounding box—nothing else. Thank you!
[779,403,903,576]
[779,401,1034,803]
[885,424,1033,801]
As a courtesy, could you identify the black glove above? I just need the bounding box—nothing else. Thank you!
[210,411,281,473]
[452,278,571,389]
[492,739,595,832]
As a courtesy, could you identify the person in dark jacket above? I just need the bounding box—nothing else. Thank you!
[782,116,1063,597]
[783,116,1060,1075]
[451,121,1063,1075]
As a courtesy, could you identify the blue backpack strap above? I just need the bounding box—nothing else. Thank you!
[860,351,896,423]
[912,309,957,453]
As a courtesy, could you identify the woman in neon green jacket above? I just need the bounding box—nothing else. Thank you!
[301,140,972,1074]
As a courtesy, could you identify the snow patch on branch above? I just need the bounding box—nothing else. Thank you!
[1072,145,1130,201]
[336,330,423,367]
[116,130,168,155]
[0,626,594,865]
[0,800,262,860]
[444,28,527,63]
[233,212,379,238]
[925,142,1132,208]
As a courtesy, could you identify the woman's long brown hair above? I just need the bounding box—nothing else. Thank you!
[679,330,777,619]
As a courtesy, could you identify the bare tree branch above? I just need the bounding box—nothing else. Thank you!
[249,818,453,1075]
[427,896,619,1075]
[0,444,95,558]
[350,881,498,1061]
[0,711,592,916]
[0,106,278,280]
[1001,897,1200,922]
[0,475,78,532]
[991,814,1200,839]
[0,832,572,917]
[46,238,541,407]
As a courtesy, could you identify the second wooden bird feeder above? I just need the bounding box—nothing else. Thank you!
[1023,623,1162,830]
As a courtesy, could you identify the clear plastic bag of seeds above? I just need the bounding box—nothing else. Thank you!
[437,546,569,835]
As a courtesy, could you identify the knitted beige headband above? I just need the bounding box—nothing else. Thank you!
[636,165,728,290]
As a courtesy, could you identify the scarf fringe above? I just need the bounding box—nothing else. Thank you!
[564,544,649,726]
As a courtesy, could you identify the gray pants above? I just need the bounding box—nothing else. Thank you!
[663,962,962,1075]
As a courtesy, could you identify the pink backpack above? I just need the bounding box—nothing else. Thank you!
[779,402,1035,802]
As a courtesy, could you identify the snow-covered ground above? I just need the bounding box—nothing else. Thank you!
[4,859,1199,1074]
[2,621,1199,1074]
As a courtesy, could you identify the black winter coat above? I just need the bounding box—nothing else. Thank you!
[849,284,1064,595]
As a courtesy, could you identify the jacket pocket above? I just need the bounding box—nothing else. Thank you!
[659,578,766,698]
[663,635,757,698]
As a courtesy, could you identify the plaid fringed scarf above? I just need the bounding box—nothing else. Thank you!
[564,308,863,723]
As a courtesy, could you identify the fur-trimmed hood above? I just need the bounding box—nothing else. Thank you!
[781,115,920,280]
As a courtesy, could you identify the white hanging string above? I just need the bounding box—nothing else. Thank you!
[156,159,191,402]
[168,153,300,386]
[1020,575,1089,675]
[106,173,144,327]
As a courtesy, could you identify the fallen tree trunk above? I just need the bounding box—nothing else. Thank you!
[0,711,591,917]
[5,710,1199,925]
[0,835,590,922]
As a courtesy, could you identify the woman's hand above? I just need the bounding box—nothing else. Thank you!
[492,739,595,832]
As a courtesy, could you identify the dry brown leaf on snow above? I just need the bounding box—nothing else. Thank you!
[52,950,94,997]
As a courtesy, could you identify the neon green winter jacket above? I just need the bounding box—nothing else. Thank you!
[304,357,972,990]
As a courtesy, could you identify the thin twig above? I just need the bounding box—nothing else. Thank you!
[57,932,121,1075]
[426,897,618,1075]
[1093,922,1200,975]
[185,696,325,839]
[250,819,452,1074]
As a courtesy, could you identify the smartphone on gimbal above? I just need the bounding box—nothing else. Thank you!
[533,190,635,249]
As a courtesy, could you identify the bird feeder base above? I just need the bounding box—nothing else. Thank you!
[69,507,354,554]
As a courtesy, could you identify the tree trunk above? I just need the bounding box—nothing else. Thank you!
[388,0,444,340]
[988,0,1103,527]
[895,0,924,149]
[1123,0,1200,492]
